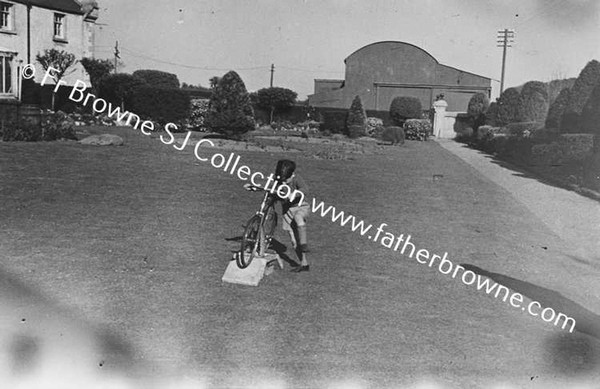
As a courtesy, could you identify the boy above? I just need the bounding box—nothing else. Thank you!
[274,159,310,272]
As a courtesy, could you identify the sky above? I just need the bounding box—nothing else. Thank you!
[94,0,600,100]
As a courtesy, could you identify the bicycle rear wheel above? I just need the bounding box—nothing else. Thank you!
[238,214,262,268]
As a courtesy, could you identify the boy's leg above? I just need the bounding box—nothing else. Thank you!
[291,206,309,271]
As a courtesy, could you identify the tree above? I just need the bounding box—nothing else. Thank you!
[132,69,180,89]
[581,83,600,135]
[389,96,422,126]
[561,60,600,132]
[253,87,298,123]
[519,81,549,122]
[495,88,522,126]
[346,95,367,137]
[80,57,114,93]
[467,92,490,130]
[545,87,571,130]
[205,71,255,139]
[36,48,77,110]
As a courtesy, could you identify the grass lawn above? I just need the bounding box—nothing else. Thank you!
[1,126,599,388]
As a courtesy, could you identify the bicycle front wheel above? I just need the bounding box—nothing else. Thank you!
[238,214,262,269]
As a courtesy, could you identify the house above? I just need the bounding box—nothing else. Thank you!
[0,0,98,122]
[308,41,491,113]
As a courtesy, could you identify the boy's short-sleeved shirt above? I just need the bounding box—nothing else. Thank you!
[280,174,308,212]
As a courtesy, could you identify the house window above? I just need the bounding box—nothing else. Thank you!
[54,13,66,40]
[0,2,14,31]
[0,53,14,95]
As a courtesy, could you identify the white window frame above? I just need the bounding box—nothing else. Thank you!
[0,1,14,32]
[0,52,15,97]
[53,13,66,41]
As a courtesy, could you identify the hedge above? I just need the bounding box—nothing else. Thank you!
[128,86,191,124]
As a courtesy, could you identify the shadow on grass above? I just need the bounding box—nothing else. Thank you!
[461,263,600,376]
[224,236,299,267]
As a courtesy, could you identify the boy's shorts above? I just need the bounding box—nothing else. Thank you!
[282,204,309,232]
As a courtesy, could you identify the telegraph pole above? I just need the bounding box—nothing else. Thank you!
[270,64,275,87]
[497,29,514,93]
[114,41,120,74]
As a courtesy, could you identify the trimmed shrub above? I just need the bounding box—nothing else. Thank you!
[128,86,191,124]
[189,98,210,131]
[531,142,565,165]
[519,81,549,122]
[581,83,600,135]
[496,88,522,125]
[485,101,499,127]
[389,96,422,126]
[132,70,180,89]
[560,134,595,160]
[205,71,256,138]
[565,60,600,115]
[403,119,431,141]
[98,73,147,108]
[346,95,367,129]
[561,60,600,133]
[348,124,366,139]
[467,92,490,130]
[545,87,571,130]
[381,126,405,145]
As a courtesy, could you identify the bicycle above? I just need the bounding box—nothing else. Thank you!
[236,183,278,269]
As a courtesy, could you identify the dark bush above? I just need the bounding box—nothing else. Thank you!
[1,124,42,141]
[252,87,297,123]
[98,73,147,108]
[205,71,255,138]
[561,60,600,133]
[496,88,522,125]
[485,101,499,127]
[559,134,595,160]
[545,87,571,130]
[583,152,600,191]
[348,124,366,139]
[132,69,180,89]
[403,119,431,141]
[467,92,489,130]
[319,109,348,134]
[565,60,600,115]
[128,86,191,124]
[381,126,405,145]
[1,111,76,141]
[346,95,367,129]
[581,83,600,135]
[389,96,422,126]
[519,81,549,122]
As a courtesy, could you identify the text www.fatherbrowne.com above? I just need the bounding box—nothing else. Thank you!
[310,199,576,333]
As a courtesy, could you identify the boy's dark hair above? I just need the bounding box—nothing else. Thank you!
[275,159,296,181]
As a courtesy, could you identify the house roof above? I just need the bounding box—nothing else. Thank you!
[10,0,91,15]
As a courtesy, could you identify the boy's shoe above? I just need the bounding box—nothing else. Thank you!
[299,244,310,253]
[291,265,309,272]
